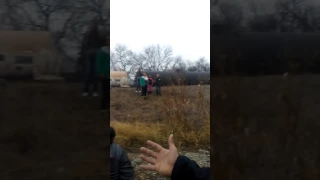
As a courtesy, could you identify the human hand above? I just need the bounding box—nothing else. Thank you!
[140,134,179,177]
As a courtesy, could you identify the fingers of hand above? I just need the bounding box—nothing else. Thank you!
[140,154,156,165]
[146,140,163,152]
[140,164,156,171]
[140,147,157,158]
[168,134,176,149]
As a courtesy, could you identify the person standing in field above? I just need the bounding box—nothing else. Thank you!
[135,68,143,92]
[96,34,110,112]
[147,75,154,95]
[140,73,148,99]
[79,21,103,97]
[154,74,163,96]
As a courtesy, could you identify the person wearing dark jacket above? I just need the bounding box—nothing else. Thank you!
[110,126,135,180]
[135,68,142,92]
[79,21,104,97]
[140,134,210,180]
[140,73,148,99]
[96,35,110,111]
[154,74,163,96]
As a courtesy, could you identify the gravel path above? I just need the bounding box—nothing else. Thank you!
[128,149,210,180]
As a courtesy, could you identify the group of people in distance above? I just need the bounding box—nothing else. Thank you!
[110,126,210,180]
[135,68,163,99]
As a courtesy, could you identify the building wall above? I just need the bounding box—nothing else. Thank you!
[110,72,129,86]
[110,76,129,86]
[0,50,56,77]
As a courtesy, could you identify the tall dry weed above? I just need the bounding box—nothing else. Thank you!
[161,83,210,148]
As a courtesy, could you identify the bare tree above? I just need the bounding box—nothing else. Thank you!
[213,1,243,30]
[1,0,71,30]
[186,60,197,72]
[139,45,173,71]
[110,52,120,71]
[110,44,209,76]
[275,0,320,32]
[111,44,138,80]
[131,53,145,71]
[76,0,109,27]
[170,56,184,71]
[195,57,210,72]
[112,44,134,71]
[246,0,279,32]
[0,0,24,30]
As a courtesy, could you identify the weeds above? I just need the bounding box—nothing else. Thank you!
[110,85,210,149]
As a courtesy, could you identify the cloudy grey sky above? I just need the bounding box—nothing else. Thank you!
[110,0,210,61]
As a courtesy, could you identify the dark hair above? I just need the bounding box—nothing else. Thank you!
[110,126,116,144]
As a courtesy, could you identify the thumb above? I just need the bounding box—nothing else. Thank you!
[168,134,176,149]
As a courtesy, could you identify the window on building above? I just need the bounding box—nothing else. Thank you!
[0,54,5,61]
[15,56,33,64]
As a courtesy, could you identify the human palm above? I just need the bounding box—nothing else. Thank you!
[140,134,179,177]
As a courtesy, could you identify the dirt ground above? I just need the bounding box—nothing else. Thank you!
[0,81,109,180]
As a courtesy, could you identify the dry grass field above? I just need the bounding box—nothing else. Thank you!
[0,81,109,180]
[212,74,320,180]
[110,85,210,150]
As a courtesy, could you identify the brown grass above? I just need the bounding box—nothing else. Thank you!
[110,85,210,150]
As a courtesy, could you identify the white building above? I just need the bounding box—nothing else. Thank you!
[0,31,58,79]
[110,71,130,87]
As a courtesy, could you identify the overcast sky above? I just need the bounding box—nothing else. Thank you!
[110,0,210,61]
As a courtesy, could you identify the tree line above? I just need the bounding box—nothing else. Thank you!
[211,0,320,33]
[110,44,210,81]
[210,0,320,76]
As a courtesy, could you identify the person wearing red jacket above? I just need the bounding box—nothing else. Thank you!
[139,134,210,180]
[147,75,154,95]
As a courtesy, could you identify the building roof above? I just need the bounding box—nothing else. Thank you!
[0,31,55,52]
[110,71,127,78]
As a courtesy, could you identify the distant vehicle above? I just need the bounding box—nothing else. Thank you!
[132,70,210,86]
[0,31,58,80]
[110,71,130,87]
